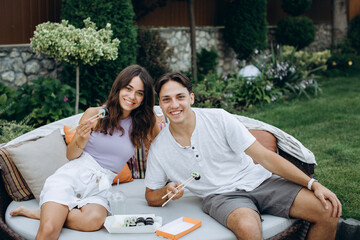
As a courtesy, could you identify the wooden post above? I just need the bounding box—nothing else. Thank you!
[188,0,198,82]
[75,65,79,114]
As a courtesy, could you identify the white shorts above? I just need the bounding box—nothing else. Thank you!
[39,152,116,212]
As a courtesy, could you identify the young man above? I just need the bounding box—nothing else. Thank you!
[145,72,341,240]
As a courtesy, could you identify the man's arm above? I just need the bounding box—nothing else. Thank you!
[245,141,342,217]
[145,182,184,207]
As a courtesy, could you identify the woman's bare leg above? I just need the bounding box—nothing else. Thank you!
[10,206,40,219]
[65,203,108,231]
[36,201,69,240]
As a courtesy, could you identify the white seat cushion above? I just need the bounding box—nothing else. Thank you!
[6,179,297,240]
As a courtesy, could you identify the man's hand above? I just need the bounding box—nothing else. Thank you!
[312,182,342,218]
[165,181,185,201]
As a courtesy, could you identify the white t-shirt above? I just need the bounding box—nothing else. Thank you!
[145,108,272,198]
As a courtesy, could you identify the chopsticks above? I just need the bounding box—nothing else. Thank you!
[69,108,108,132]
[161,172,200,207]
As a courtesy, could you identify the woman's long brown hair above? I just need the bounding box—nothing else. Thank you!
[94,65,156,148]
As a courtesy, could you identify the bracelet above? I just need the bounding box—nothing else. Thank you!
[307,178,318,190]
[75,141,84,150]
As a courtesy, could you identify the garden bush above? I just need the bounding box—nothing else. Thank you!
[281,0,312,16]
[251,44,323,98]
[326,40,359,72]
[223,0,267,60]
[0,119,34,144]
[192,73,230,109]
[225,75,276,109]
[0,83,16,107]
[197,48,219,81]
[275,17,315,49]
[282,45,330,71]
[192,72,279,112]
[348,15,360,54]
[137,28,173,81]
[61,0,137,108]
[1,77,75,127]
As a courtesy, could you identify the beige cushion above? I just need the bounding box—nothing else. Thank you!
[6,129,68,201]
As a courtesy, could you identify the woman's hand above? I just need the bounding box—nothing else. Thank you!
[66,107,100,160]
[76,120,93,140]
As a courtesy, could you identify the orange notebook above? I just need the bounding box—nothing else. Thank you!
[156,217,201,240]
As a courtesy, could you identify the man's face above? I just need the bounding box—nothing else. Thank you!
[158,80,194,124]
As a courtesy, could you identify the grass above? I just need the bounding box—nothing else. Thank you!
[239,70,360,220]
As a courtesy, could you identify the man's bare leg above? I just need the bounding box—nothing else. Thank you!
[226,207,263,240]
[290,188,339,240]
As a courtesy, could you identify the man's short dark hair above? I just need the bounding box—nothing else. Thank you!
[155,72,192,96]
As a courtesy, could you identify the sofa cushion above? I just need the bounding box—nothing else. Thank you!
[0,146,34,201]
[249,129,277,164]
[6,129,69,201]
[6,179,297,240]
[249,129,277,153]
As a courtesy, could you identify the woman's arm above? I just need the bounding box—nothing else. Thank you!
[66,107,101,160]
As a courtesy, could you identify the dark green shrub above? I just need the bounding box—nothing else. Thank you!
[225,75,274,109]
[348,15,360,54]
[0,83,16,107]
[223,0,267,60]
[137,28,173,81]
[192,73,230,109]
[1,77,75,127]
[61,0,137,108]
[275,17,315,49]
[281,0,312,16]
[197,48,219,81]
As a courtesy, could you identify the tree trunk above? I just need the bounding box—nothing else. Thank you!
[75,65,79,114]
[187,0,197,82]
[332,0,348,47]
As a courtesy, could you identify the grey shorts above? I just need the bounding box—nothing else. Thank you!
[202,175,302,227]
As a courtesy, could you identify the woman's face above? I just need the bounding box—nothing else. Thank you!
[118,76,145,118]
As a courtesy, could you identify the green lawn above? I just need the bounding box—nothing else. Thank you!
[240,70,360,220]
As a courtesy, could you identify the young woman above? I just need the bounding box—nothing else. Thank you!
[10,65,159,240]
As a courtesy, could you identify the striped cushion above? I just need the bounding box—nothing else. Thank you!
[0,146,34,201]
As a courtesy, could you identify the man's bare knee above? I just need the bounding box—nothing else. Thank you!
[226,208,263,240]
[313,200,339,229]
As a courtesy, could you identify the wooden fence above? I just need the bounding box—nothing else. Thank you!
[0,0,61,44]
[1,0,358,45]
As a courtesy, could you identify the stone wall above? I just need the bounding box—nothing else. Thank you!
[0,44,62,88]
[155,26,237,75]
[156,24,332,75]
[0,24,333,87]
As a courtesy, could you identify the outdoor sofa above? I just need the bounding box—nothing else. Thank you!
[0,107,316,240]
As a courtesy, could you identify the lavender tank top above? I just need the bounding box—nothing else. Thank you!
[84,117,135,173]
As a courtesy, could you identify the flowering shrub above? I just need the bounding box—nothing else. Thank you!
[252,44,323,98]
[225,74,281,108]
[31,18,120,66]
[192,72,280,111]
[31,18,120,113]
